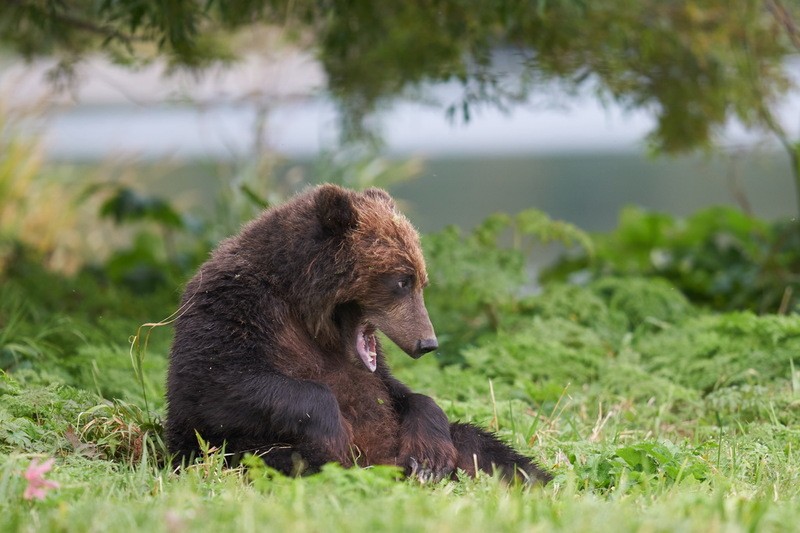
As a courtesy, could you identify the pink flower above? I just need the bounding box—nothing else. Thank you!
[23,458,60,500]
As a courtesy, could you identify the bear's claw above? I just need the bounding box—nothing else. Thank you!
[407,456,454,483]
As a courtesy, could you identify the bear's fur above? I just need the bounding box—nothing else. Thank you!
[166,184,551,483]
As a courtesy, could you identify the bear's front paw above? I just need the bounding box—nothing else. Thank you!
[316,415,355,467]
[401,440,457,483]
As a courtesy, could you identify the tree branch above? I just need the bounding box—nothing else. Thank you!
[7,0,137,45]
[51,11,137,45]
[766,0,800,51]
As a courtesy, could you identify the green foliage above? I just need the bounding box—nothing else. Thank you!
[1,0,234,68]
[312,150,424,192]
[2,2,797,156]
[569,440,710,491]
[245,456,404,496]
[591,277,695,332]
[462,318,607,403]
[3,186,800,530]
[98,186,184,229]
[0,372,98,455]
[0,106,41,244]
[522,278,693,340]
[78,399,165,464]
[546,205,800,313]
[454,277,701,405]
[85,184,208,292]
[423,209,591,357]
[634,312,800,393]
[0,248,173,400]
[0,287,71,377]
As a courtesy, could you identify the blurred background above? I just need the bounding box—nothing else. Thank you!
[1,1,799,310]
[5,5,800,526]
[2,2,800,234]
[4,52,798,233]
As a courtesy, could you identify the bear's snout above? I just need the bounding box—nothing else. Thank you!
[414,338,439,357]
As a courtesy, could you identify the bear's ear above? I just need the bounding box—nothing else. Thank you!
[363,187,396,209]
[315,184,358,237]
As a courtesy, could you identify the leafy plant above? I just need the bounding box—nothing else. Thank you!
[78,400,165,465]
[0,371,97,455]
[546,206,800,314]
[0,104,88,275]
[424,209,591,358]
[81,183,208,292]
[312,149,424,191]
[634,312,800,394]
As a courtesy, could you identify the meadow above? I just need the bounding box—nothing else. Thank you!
[2,152,800,532]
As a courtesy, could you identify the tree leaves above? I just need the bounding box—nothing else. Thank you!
[2,1,796,156]
[99,187,184,228]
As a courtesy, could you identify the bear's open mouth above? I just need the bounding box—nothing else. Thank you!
[356,324,378,372]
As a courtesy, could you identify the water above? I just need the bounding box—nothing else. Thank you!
[391,153,796,233]
[36,94,799,233]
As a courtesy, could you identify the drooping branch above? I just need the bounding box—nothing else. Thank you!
[5,0,137,45]
[47,10,137,46]
[766,0,800,50]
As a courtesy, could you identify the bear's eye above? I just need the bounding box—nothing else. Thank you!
[396,276,413,291]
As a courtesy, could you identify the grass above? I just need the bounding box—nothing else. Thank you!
[2,239,800,532]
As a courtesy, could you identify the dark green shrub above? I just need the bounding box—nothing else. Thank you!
[546,206,799,313]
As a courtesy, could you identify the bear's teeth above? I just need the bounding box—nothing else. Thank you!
[357,331,377,372]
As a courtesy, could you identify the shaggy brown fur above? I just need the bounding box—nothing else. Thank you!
[165,184,551,483]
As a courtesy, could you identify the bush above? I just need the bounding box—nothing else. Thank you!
[423,209,591,359]
[545,206,800,313]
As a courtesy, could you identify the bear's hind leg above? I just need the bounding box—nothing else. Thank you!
[449,422,552,484]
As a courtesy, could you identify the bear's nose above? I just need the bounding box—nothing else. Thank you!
[416,338,438,355]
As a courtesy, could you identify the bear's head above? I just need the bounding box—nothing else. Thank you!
[315,185,438,371]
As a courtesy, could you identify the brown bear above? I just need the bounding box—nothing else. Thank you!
[166,184,551,483]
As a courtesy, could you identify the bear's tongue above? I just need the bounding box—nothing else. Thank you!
[356,326,377,372]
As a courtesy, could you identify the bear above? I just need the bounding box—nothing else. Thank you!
[166,184,551,484]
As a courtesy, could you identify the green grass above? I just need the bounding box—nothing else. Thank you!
[2,250,800,532]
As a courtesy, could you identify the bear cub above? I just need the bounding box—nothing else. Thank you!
[166,184,551,483]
